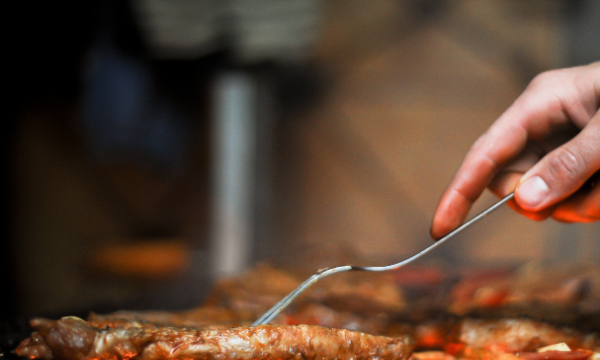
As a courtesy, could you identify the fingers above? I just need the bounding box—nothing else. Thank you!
[488,171,555,221]
[515,113,600,212]
[431,64,600,239]
[430,101,531,239]
[551,172,600,222]
[487,144,557,220]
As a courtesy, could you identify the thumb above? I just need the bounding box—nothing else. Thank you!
[515,116,600,211]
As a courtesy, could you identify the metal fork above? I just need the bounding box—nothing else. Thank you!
[252,192,515,326]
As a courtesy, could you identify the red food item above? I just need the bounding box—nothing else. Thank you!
[444,342,465,356]
[414,324,447,349]
[411,351,456,360]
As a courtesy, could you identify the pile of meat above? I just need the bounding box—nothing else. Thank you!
[15,263,600,360]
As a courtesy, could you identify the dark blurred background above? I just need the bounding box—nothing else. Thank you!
[3,0,600,321]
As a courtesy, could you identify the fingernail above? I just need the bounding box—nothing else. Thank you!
[518,176,549,208]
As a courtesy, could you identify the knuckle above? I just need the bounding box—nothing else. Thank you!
[529,69,560,88]
[467,134,498,167]
[469,134,487,152]
[548,147,585,183]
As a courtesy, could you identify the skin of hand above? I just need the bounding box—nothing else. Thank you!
[431,61,600,240]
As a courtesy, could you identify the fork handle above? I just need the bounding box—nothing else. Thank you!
[252,192,515,325]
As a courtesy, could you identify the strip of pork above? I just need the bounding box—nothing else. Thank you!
[455,318,599,353]
[16,317,414,360]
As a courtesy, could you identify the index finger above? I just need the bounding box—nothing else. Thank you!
[430,64,600,239]
[430,101,532,239]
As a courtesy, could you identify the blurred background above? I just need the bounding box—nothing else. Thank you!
[3,0,599,321]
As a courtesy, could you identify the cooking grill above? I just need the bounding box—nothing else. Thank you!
[2,264,599,359]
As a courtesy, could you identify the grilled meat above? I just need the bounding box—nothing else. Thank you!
[16,317,414,360]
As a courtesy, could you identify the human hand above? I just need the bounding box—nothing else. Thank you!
[431,62,600,240]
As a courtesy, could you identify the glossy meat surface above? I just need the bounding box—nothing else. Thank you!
[16,316,414,360]
[456,318,598,353]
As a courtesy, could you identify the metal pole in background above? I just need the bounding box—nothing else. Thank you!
[210,71,257,277]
